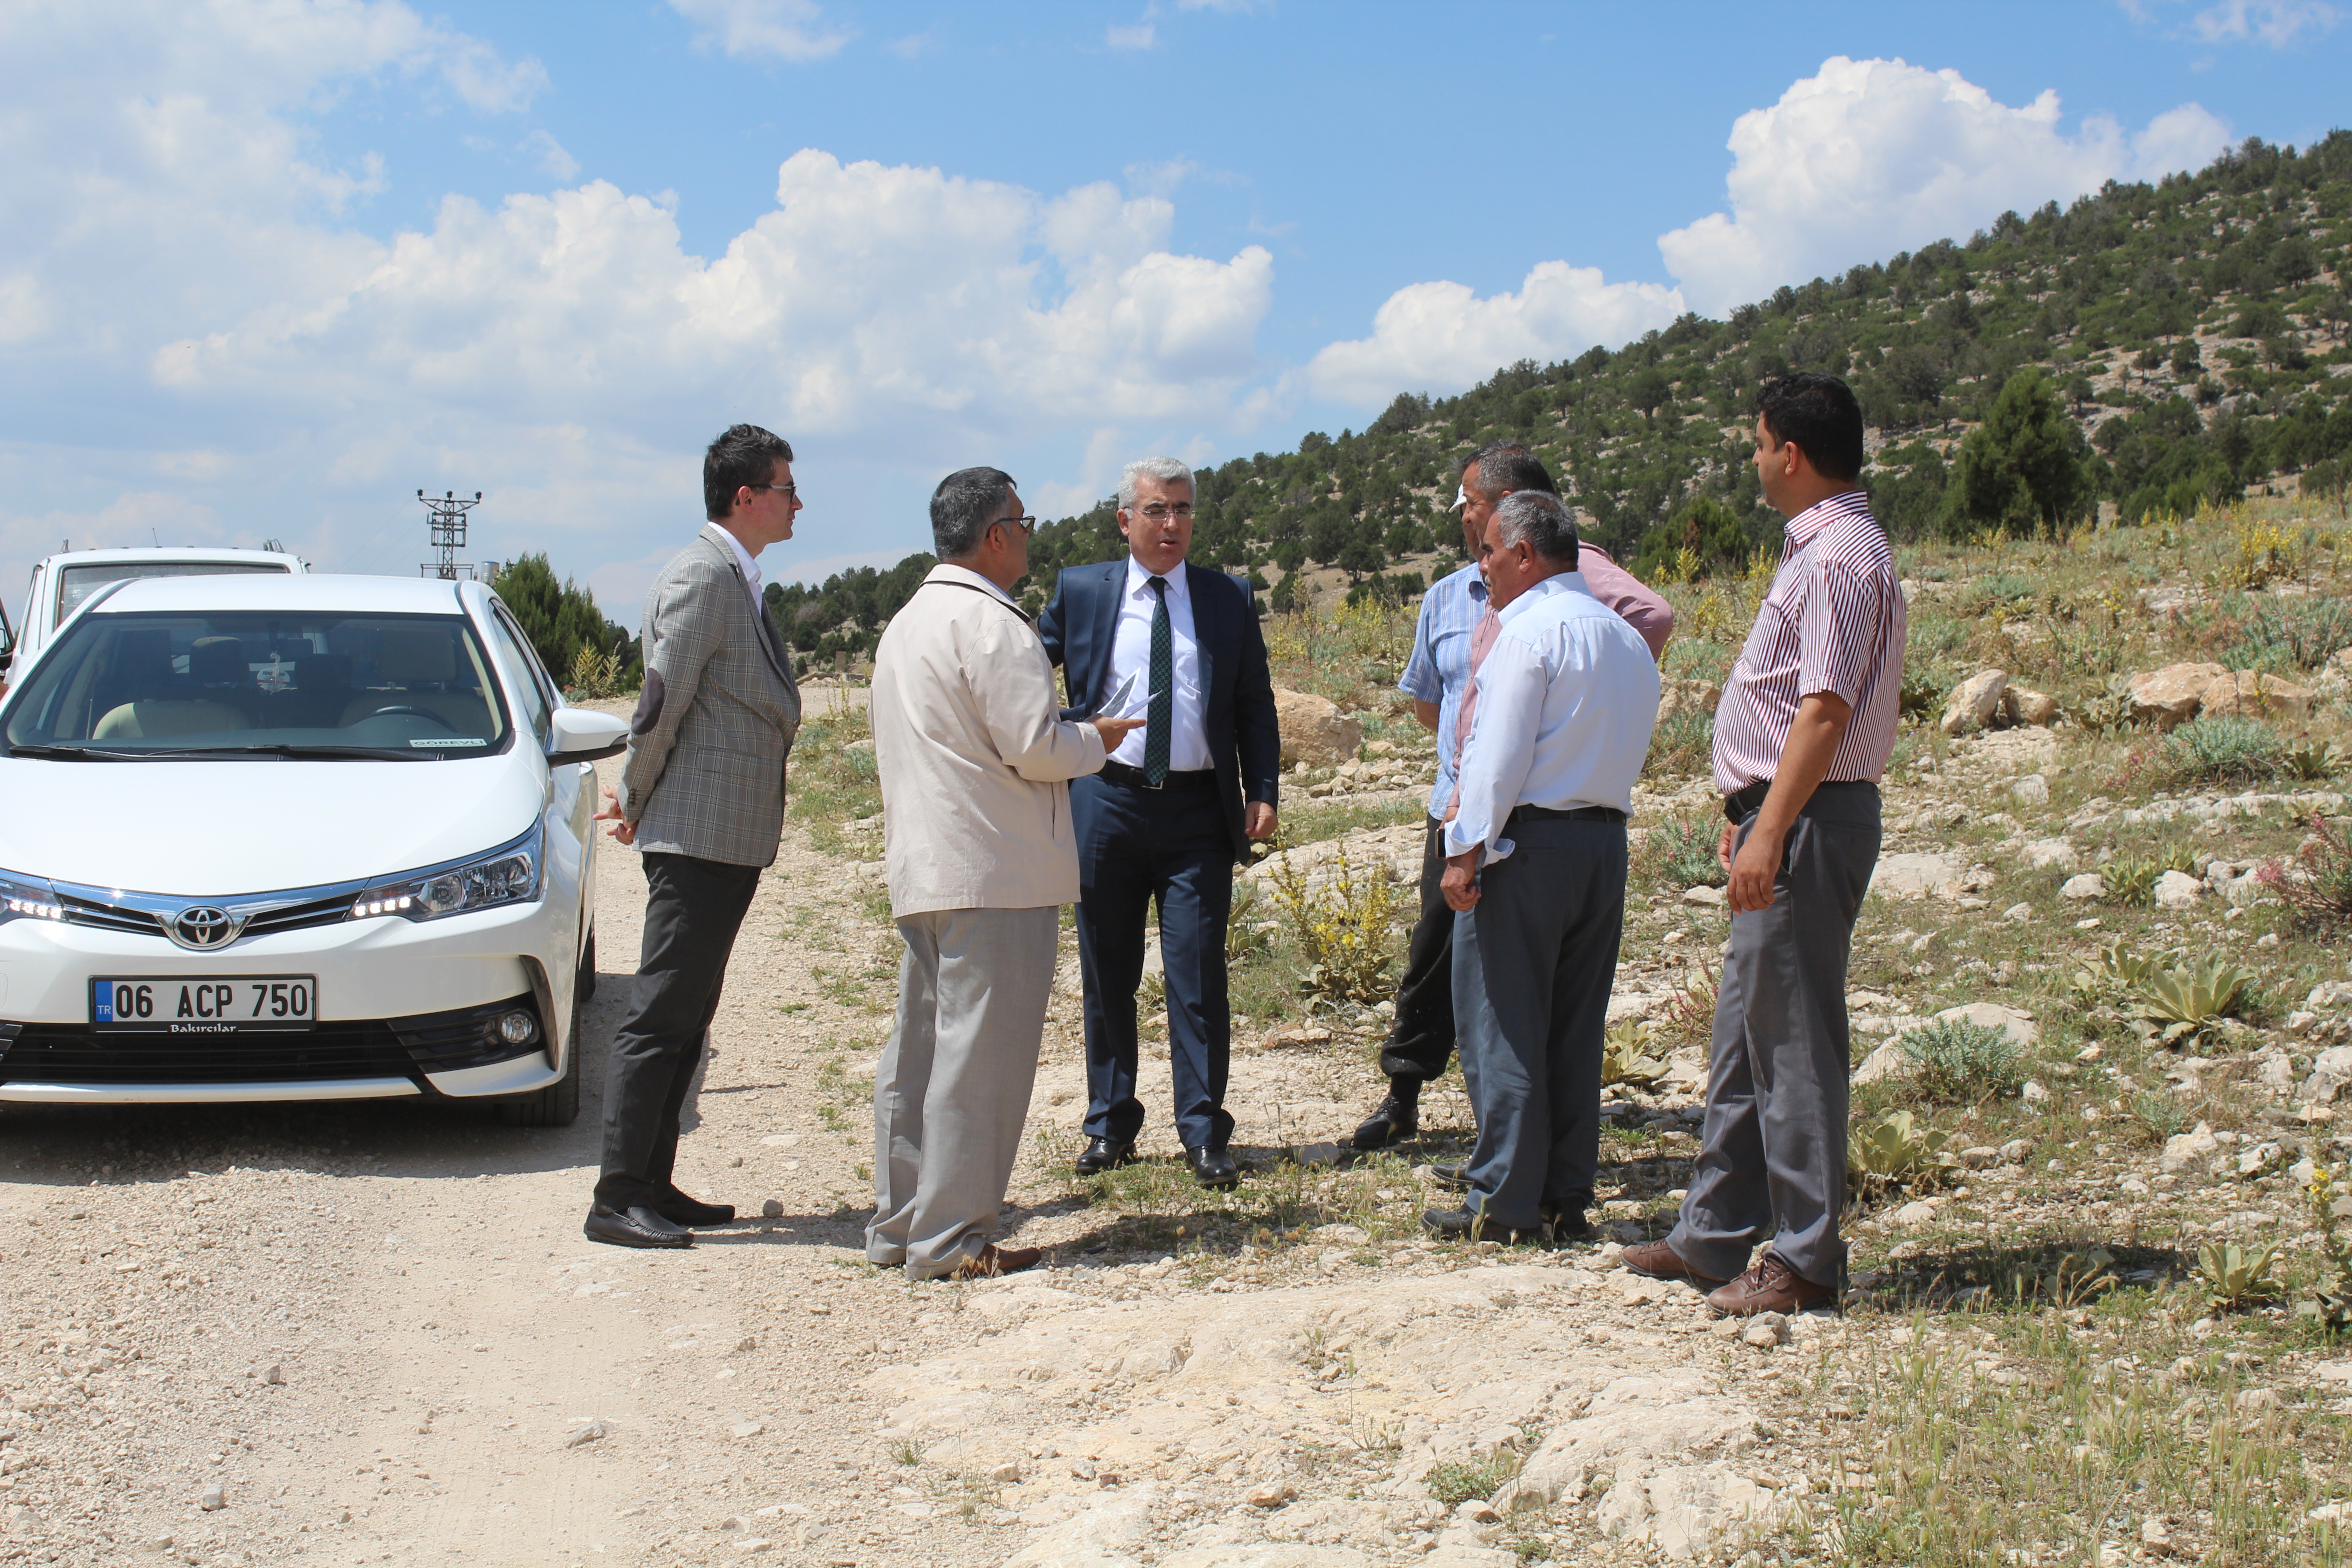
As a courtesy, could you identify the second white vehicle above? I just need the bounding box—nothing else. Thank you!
[5,545,309,685]
[0,573,628,1122]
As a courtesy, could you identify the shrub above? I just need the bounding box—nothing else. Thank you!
[1645,706,1714,776]
[1643,813,1724,889]
[2155,716,2283,785]
[2128,1090,2190,1144]
[2129,955,2255,1046]
[1265,843,1407,1006]
[1602,1019,1669,1086]
[2227,593,2352,671]
[1897,1018,2025,1102]
[1425,1454,1521,1506]
[2259,812,2352,929]
[1847,1109,1957,1204]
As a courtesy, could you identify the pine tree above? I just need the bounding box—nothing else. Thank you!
[1941,369,2095,537]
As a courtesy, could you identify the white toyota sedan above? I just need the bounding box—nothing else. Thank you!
[0,573,627,1123]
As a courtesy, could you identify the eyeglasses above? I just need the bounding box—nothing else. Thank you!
[748,483,798,500]
[1134,504,1195,521]
[994,514,1037,537]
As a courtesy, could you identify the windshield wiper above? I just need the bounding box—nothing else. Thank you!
[153,744,441,762]
[6,742,151,761]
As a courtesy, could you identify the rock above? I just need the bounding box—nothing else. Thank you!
[1932,1001,2038,1047]
[1656,679,1723,725]
[2021,838,2078,871]
[200,1484,225,1512]
[2141,1516,2175,1556]
[1740,1314,1789,1349]
[2237,1141,2282,1177]
[1247,1480,1298,1508]
[1959,1146,2001,1170]
[2159,1122,2220,1174]
[1851,1039,1916,1086]
[1940,670,2007,736]
[1245,823,1421,895]
[1274,689,1362,768]
[261,1364,283,1386]
[1871,852,1960,900]
[729,1421,765,1439]
[563,1420,609,1449]
[2002,902,2034,922]
[2199,668,2314,723]
[2010,774,2050,806]
[2004,684,2060,726]
[1681,884,1727,907]
[2310,981,2352,1011]
[989,1461,1023,1483]
[2021,1080,2049,1102]
[760,1198,784,1218]
[2154,869,2203,910]
[2000,1138,2034,1164]
[2060,872,2103,899]
[1892,1200,1940,1227]
[2302,1047,2352,1105]
[2127,662,2229,730]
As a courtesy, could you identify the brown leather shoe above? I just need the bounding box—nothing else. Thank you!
[1705,1253,1832,1316]
[952,1243,1042,1279]
[1620,1239,1728,1289]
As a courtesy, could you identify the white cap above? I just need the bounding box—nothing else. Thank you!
[1449,484,1468,511]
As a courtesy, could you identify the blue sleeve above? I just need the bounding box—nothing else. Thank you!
[1399,588,1441,701]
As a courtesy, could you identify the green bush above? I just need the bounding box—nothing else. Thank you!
[2226,594,2352,672]
[1643,814,1724,889]
[1898,1018,2025,1102]
[1645,706,1714,776]
[2155,716,2284,785]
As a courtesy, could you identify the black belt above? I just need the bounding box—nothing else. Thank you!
[1509,804,1627,826]
[1724,779,1876,823]
[1099,760,1218,791]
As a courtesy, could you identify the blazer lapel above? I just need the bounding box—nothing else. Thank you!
[1088,559,1124,702]
[1186,562,1220,699]
[700,525,797,697]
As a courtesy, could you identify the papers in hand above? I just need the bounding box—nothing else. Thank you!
[1092,671,1156,720]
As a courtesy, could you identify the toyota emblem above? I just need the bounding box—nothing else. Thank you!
[169,906,242,951]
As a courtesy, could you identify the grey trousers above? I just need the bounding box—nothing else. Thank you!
[867,905,1059,1280]
[1451,815,1628,1232]
[1669,782,1880,1287]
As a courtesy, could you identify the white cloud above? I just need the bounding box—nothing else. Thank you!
[1656,56,2231,315]
[519,129,579,181]
[1303,264,1686,407]
[668,0,854,63]
[2190,0,2342,43]
[1106,22,1159,50]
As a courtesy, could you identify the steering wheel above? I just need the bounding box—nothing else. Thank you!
[358,705,444,722]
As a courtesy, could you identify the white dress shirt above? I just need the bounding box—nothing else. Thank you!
[1105,554,1210,772]
[1442,573,1662,863]
[708,522,763,611]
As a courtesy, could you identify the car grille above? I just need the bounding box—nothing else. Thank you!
[0,994,542,1087]
[54,881,359,944]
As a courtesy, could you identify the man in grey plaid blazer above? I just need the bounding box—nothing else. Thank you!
[586,423,804,1249]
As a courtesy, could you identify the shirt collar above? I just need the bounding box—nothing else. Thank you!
[1783,490,1872,550]
[1123,554,1189,600]
[928,562,1018,605]
[1494,571,1572,623]
[706,522,761,589]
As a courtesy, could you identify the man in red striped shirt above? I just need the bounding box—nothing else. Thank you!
[1625,372,1904,1318]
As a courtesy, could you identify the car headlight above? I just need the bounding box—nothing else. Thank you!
[0,869,64,926]
[349,824,543,922]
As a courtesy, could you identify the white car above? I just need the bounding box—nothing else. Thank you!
[0,573,627,1123]
[5,546,309,685]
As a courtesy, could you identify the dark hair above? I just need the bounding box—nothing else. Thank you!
[1462,440,1557,499]
[1754,373,1864,482]
[1491,490,1578,567]
[930,467,1018,559]
[704,425,795,520]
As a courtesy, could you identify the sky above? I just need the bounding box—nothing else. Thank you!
[1,0,2347,627]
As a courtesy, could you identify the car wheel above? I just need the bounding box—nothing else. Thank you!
[492,962,587,1128]
[579,927,597,1002]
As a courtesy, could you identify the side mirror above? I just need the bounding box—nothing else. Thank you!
[548,707,629,762]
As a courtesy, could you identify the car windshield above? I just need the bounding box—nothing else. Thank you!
[3,611,512,760]
[57,561,289,620]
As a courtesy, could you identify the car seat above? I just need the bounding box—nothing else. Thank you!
[339,626,493,735]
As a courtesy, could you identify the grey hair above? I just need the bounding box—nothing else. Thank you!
[1117,456,1194,510]
[930,466,1018,559]
[1491,490,1579,567]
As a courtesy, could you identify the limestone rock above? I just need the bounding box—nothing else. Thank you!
[2309,980,2352,1011]
[2127,663,2228,730]
[1940,670,2007,737]
[2010,774,2050,806]
[2021,838,2078,871]
[2159,1122,2220,1175]
[2003,684,2060,726]
[1870,852,1960,900]
[1245,823,1421,896]
[2198,668,2314,723]
[1851,1040,1916,1086]
[2303,1046,2352,1106]
[1681,884,1728,907]
[1656,679,1722,725]
[2153,869,2203,910]
[2060,872,2104,899]
[1274,689,1363,768]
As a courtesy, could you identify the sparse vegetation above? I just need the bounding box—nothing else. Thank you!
[1899,1018,2026,1103]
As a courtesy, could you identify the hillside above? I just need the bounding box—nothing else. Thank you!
[768,132,2352,665]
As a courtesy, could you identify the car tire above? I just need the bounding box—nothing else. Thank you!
[492,960,586,1128]
[579,927,597,1002]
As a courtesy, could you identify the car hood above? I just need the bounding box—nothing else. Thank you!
[0,756,544,895]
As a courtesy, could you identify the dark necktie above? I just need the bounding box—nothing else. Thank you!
[1144,576,1172,786]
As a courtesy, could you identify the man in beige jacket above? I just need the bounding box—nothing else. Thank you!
[867,467,1142,1279]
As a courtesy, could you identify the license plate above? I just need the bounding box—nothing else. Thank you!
[90,975,318,1033]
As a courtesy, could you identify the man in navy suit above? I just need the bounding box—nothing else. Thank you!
[1038,456,1282,1188]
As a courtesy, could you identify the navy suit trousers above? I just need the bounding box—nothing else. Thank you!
[1072,774,1235,1151]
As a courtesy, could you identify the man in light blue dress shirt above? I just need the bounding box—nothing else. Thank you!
[1427,490,1660,1243]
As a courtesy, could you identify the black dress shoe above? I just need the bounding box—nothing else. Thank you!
[1541,1200,1597,1244]
[1185,1144,1240,1189]
[1420,1204,1544,1245]
[1426,1161,1472,1190]
[1351,1091,1420,1151]
[655,1191,736,1228]
[584,1204,694,1250]
[1075,1137,1136,1177]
